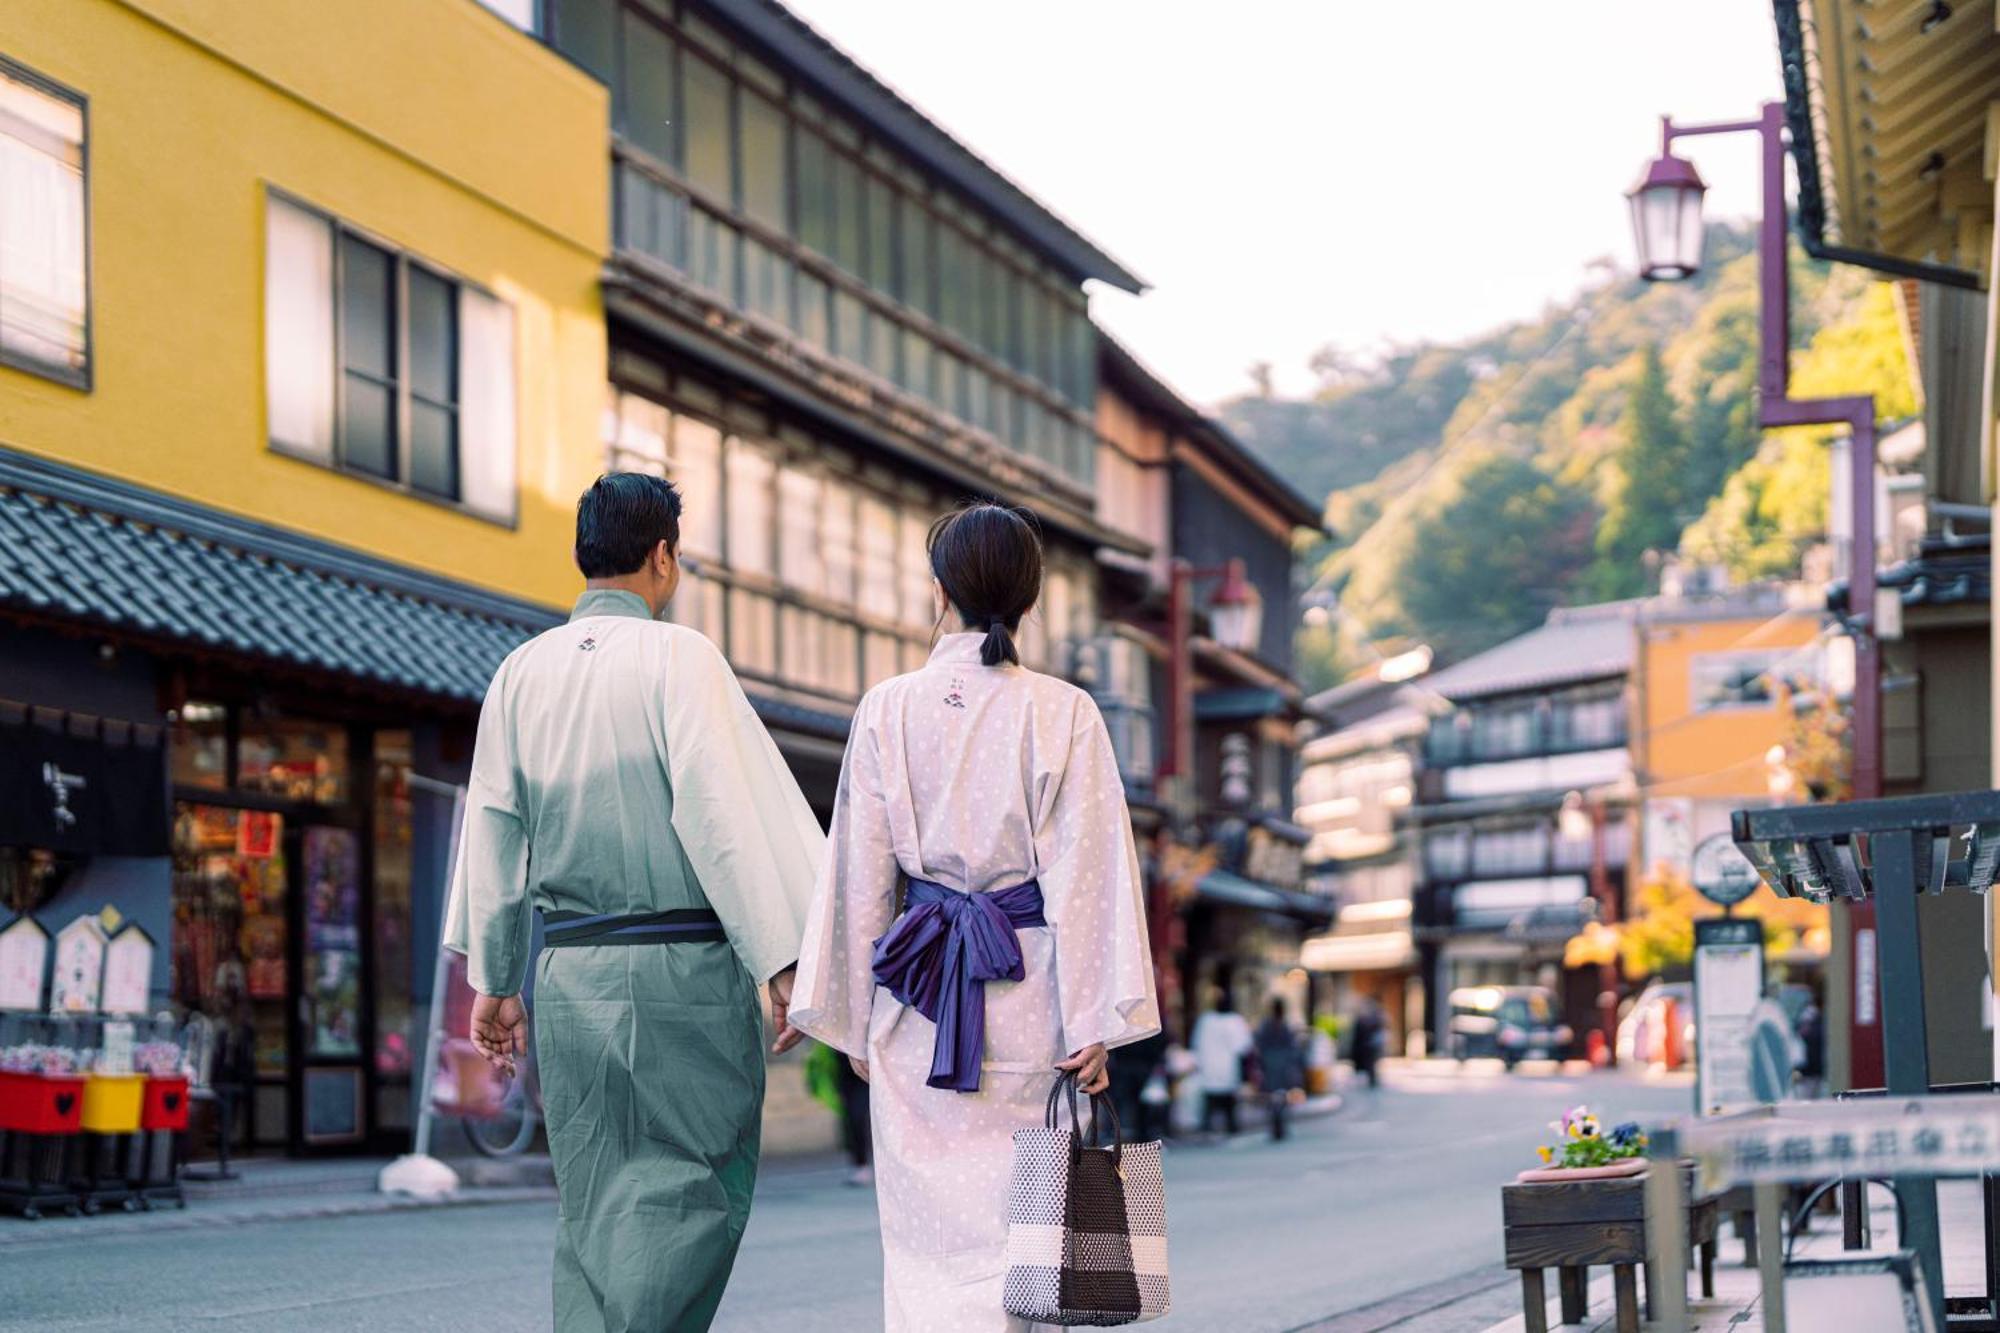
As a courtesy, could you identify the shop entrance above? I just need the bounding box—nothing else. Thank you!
[164,701,414,1157]
[170,804,373,1154]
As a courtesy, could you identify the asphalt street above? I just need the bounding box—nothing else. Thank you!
[0,1063,1696,1332]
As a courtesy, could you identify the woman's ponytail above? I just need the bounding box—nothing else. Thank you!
[981,617,1019,667]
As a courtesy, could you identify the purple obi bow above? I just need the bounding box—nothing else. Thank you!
[871,877,1047,1093]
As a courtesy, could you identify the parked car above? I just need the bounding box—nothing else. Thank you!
[1446,986,1572,1067]
[1617,981,1695,1070]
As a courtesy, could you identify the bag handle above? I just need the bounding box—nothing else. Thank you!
[1044,1069,1124,1168]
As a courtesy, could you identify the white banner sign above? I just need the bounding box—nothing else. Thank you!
[1684,1101,2000,1193]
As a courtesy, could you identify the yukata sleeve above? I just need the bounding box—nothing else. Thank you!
[446,656,534,998]
[663,632,826,983]
[1038,692,1161,1056]
[788,691,900,1059]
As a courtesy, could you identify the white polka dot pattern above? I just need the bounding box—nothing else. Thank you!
[789,631,1166,1330]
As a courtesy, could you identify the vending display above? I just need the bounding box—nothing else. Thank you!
[303,827,362,1060]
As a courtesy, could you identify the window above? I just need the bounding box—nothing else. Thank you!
[777,463,821,594]
[729,587,776,675]
[681,53,732,201]
[475,0,540,32]
[1691,651,1803,712]
[265,194,515,521]
[896,193,933,315]
[608,388,670,474]
[552,0,615,80]
[667,563,724,642]
[671,414,723,557]
[829,152,864,277]
[795,130,832,255]
[619,10,677,166]
[724,436,776,576]
[687,208,736,301]
[858,494,898,621]
[0,59,88,384]
[742,235,789,326]
[864,175,895,293]
[899,507,932,629]
[822,476,856,606]
[738,88,787,230]
[795,270,829,348]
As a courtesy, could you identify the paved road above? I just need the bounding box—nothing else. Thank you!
[0,1064,1694,1332]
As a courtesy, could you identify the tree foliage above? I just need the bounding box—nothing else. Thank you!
[1217,225,1916,678]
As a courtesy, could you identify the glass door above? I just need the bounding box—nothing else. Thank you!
[169,803,291,1151]
[295,824,370,1149]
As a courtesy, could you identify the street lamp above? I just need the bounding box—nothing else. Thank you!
[1627,135,1708,280]
[1205,562,1263,656]
[1623,102,1888,1096]
[1560,789,1620,1065]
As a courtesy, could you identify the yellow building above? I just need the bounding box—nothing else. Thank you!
[1632,592,1827,879]
[0,0,605,1153]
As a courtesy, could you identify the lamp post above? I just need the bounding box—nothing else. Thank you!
[1160,557,1262,818]
[1155,558,1262,1032]
[1560,790,1620,1066]
[1628,101,1884,1090]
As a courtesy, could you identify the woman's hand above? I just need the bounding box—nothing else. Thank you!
[1056,1042,1110,1095]
[849,1057,870,1084]
[470,993,528,1076]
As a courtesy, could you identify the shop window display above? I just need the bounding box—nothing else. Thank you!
[237,718,348,804]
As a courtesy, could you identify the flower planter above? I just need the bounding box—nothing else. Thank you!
[1515,1157,1650,1183]
[79,1073,145,1134]
[0,1071,86,1135]
[140,1076,191,1132]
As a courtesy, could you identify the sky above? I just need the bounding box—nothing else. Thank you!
[783,0,1785,406]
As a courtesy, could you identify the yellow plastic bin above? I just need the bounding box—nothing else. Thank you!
[80,1073,145,1133]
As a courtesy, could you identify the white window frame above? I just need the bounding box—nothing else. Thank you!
[263,187,518,526]
[0,56,91,389]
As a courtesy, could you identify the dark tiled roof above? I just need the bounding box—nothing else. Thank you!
[0,448,556,704]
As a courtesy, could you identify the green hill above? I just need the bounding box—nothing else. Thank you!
[1218,223,1911,688]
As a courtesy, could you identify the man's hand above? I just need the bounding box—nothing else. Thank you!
[1056,1042,1110,1095]
[768,966,803,1055]
[470,993,528,1076]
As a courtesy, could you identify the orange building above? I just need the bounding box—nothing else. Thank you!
[1631,588,1829,880]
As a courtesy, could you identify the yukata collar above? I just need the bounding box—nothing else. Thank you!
[570,588,656,622]
[927,631,1004,668]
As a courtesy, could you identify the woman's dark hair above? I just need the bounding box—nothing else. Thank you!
[575,473,682,578]
[927,503,1043,666]
[1267,999,1286,1023]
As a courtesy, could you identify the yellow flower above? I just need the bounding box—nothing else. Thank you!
[1538,1145,1554,1164]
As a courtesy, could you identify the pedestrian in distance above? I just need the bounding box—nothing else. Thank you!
[1191,989,1254,1136]
[790,502,1160,1332]
[448,474,824,1333]
[1109,1022,1171,1144]
[1253,999,1302,1141]
[1350,997,1386,1089]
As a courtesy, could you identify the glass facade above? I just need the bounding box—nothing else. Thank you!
[606,373,1096,700]
[567,0,1097,488]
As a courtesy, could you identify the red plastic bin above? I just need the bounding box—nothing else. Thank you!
[0,1070,87,1134]
[140,1076,191,1131]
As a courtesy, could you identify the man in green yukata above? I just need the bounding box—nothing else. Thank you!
[445,473,824,1332]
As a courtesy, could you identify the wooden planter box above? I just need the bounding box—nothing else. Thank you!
[1500,1165,1719,1333]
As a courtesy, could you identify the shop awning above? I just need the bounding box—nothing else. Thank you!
[0,447,554,705]
[1196,869,1336,924]
[1300,929,1415,973]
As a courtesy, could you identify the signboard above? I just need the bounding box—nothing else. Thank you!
[99,1019,134,1075]
[49,914,108,1014]
[0,915,48,1011]
[1694,916,1766,1115]
[1682,1097,2000,1193]
[1645,797,1695,880]
[1692,833,1761,908]
[100,924,154,1015]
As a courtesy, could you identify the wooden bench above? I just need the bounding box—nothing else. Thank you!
[1501,1167,1719,1333]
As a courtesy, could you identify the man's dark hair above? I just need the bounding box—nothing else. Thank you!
[927,502,1043,666]
[574,473,683,578]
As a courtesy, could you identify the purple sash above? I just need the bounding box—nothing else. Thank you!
[871,877,1047,1092]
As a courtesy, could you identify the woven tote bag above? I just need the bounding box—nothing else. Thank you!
[1003,1071,1169,1326]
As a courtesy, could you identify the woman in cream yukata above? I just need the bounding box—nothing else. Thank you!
[791,503,1160,1332]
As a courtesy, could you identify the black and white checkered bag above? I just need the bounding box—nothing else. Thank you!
[1004,1071,1169,1326]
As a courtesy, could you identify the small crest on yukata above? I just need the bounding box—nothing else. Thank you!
[578,636,598,652]
[943,676,967,709]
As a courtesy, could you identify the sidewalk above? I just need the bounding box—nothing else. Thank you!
[0,1154,558,1250]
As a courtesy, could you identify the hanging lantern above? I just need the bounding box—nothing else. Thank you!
[1206,560,1263,654]
[1627,150,1708,281]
